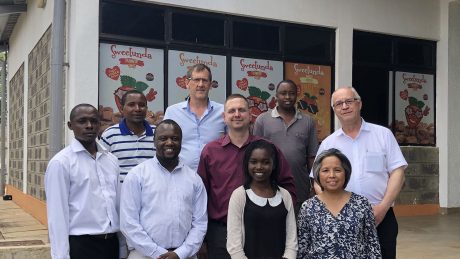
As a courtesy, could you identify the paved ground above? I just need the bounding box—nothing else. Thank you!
[397,211,460,259]
[0,199,459,258]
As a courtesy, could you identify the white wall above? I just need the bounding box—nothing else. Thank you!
[8,0,54,192]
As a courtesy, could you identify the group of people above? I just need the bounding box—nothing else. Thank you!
[45,63,407,259]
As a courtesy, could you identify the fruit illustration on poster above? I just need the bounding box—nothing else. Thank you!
[247,86,276,123]
[297,92,319,115]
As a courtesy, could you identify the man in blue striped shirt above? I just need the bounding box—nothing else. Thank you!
[100,90,156,183]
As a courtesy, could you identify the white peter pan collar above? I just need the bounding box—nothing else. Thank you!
[246,189,282,207]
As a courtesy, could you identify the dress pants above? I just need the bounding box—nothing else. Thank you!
[206,220,231,259]
[377,207,398,259]
[69,234,119,259]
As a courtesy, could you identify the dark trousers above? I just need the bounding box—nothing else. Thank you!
[69,234,119,259]
[206,220,231,259]
[377,208,398,259]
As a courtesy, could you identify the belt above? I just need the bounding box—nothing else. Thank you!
[209,219,226,226]
[89,233,117,239]
[166,247,177,251]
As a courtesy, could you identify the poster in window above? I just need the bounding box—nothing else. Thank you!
[231,57,283,123]
[168,50,226,105]
[394,71,434,145]
[284,63,332,142]
[99,43,164,127]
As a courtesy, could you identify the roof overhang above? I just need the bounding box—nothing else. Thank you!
[0,0,27,48]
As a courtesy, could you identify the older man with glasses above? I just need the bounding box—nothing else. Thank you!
[313,86,407,259]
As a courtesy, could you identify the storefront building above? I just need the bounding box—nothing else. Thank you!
[4,0,460,224]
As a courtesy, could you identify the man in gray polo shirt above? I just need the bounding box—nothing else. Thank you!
[253,79,318,215]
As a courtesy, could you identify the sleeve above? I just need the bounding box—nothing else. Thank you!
[252,113,264,137]
[174,176,208,259]
[282,189,298,259]
[197,147,210,193]
[163,107,172,120]
[310,141,327,178]
[384,128,408,173]
[99,130,112,151]
[226,187,248,259]
[45,159,71,259]
[306,118,319,157]
[276,147,297,203]
[120,172,168,258]
[296,201,312,259]
[362,199,383,258]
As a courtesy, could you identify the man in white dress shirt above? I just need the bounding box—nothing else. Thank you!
[313,86,407,259]
[45,104,121,259]
[120,119,207,259]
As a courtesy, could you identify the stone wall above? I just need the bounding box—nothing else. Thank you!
[8,64,24,191]
[397,146,439,205]
[27,27,51,201]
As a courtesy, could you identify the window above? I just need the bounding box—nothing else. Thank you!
[232,21,280,52]
[100,1,165,41]
[285,25,334,62]
[171,13,225,46]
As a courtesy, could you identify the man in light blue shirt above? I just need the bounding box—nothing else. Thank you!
[164,64,225,171]
[120,119,207,259]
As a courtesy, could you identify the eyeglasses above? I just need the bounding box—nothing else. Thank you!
[332,98,360,109]
[188,77,210,84]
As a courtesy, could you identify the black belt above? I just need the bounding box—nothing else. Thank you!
[209,219,226,226]
[89,233,117,239]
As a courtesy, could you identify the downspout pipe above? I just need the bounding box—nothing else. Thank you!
[0,57,6,196]
[49,0,66,157]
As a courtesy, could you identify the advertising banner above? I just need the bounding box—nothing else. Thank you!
[99,43,164,126]
[168,50,226,105]
[285,63,332,142]
[231,57,283,123]
[394,71,435,145]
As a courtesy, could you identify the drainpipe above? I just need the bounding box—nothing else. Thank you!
[49,0,66,157]
[0,57,6,196]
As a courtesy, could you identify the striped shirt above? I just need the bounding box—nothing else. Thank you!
[100,119,156,183]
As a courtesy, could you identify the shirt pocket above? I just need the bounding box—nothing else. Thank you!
[364,151,386,173]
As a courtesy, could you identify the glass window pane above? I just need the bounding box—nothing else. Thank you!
[285,26,334,62]
[100,2,165,41]
[233,21,279,52]
[172,13,225,46]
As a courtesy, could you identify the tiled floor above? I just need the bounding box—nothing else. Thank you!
[397,211,460,259]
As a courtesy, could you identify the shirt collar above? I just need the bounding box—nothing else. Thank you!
[183,98,213,112]
[220,134,257,148]
[153,155,184,172]
[70,138,108,154]
[271,106,303,120]
[119,118,153,136]
[337,118,369,136]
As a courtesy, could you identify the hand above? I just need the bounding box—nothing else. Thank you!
[372,203,390,226]
[157,251,179,259]
[197,243,208,259]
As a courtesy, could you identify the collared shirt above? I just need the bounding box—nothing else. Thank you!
[315,120,408,205]
[253,107,318,203]
[197,134,296,222]
[120,157,208,259]
[100,119,155,182]
[45,139,120,259]
[164,99,225,171]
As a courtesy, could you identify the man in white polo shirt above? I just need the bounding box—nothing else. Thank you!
[314,86,407,259]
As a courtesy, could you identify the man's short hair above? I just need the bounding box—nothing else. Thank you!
[154,119,183,139]
[276,79,297,92]
[69,104,98,121]
[331,86,362,107]
[186,64,212,81]
[224,94,249,110]
[121,90,146,106]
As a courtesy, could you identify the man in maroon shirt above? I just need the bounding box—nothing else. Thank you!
[197,94,296,259]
